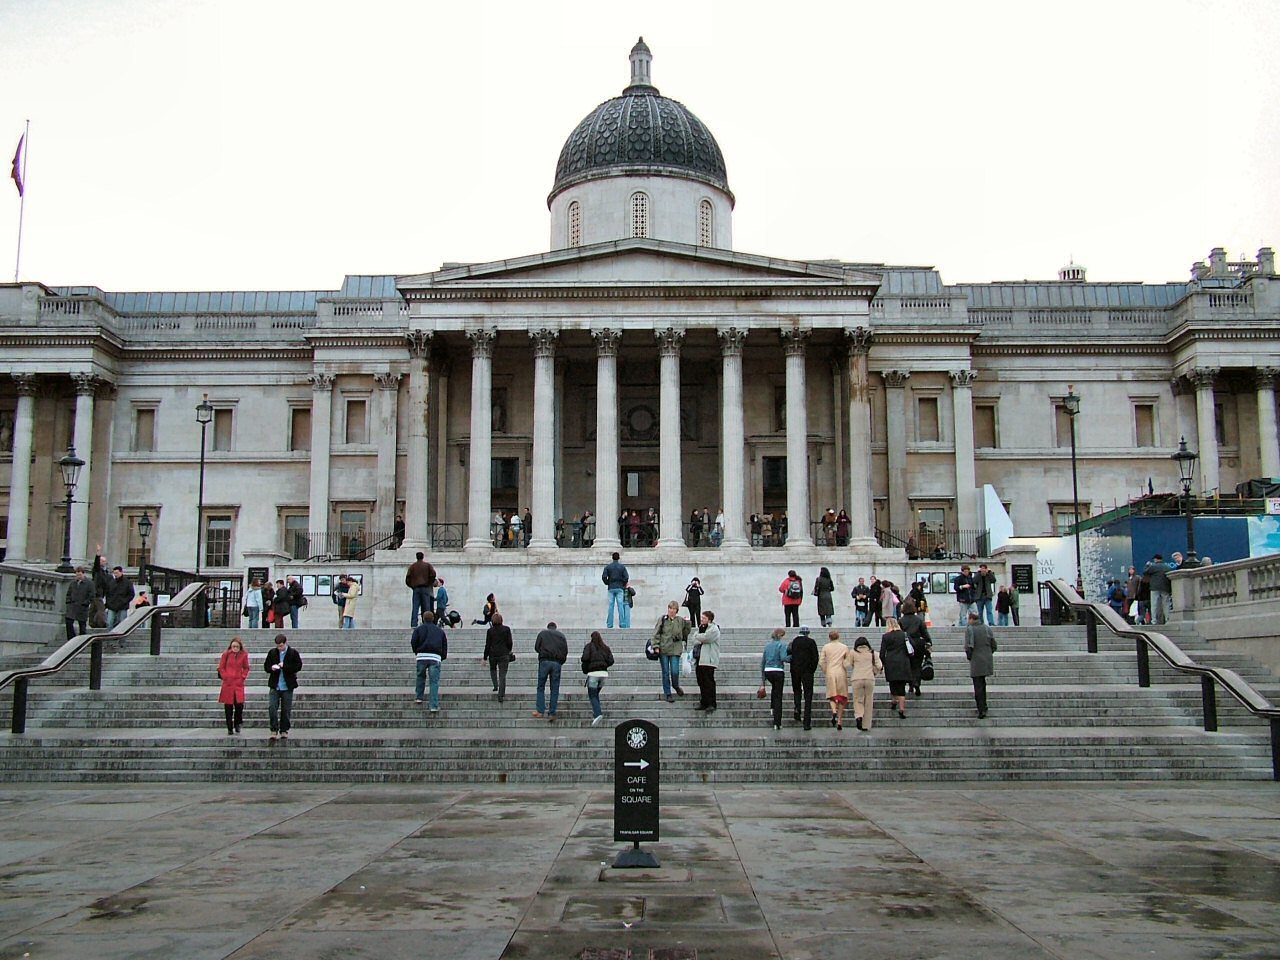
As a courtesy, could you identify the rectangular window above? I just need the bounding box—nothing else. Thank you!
[338,508,368,558]
[212,409,233,451]
[1134,403,1155,447]
[974,404,997,448]
[917,397,940,442]
[1054,403,1075,449]
[1050,503,1090,536]
[290,407,311,452]
[492,457,519,514]
[762,455,787,513]
[133,408,156,452]
[283,512,310,559]
[124,510,157,568]
[345,399,368,444]
[204,514,232,568]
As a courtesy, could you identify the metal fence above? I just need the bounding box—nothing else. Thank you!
[140,563,243,628]
[876,528,991,560]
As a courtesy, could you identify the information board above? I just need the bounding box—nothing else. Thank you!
[1011,563,1035,594]
[613,718,660,843]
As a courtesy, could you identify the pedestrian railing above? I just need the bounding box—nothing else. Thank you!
[0,581,206,734]
[1046,577,1280,780]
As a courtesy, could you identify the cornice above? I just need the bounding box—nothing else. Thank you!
[121,347,312,361]
[973,341,1165,357]
[402,284,874,302]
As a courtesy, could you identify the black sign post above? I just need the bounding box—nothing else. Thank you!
[613,718,660,868]
[1011,563,1035,594]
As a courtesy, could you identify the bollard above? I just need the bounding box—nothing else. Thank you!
[1271,718,1280,782]
[1200,676,1218,732]
[89,638,103,690]
[1136,638,1150,688]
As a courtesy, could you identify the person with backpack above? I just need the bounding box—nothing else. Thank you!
[1106,579,1126,619]
[434,578,450,624]
[779,569,804,628]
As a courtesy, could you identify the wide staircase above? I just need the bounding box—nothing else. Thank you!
[0,621,1276,783]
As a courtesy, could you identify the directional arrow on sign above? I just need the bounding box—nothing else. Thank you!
[623,759,650,770]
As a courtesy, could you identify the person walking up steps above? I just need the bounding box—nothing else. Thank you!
[788,625,819,730]
[652,601,691,702]
[779,569,804,628]
[411,611,448,712]
[581,630,615,726]
[533,621,569,721]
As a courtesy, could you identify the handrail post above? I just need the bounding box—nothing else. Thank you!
[89,638,103,691]
[1136,637,1150,688]
[150,613,162,656]
[1271,718,1280,782]
[11,677,27,734]
[1085,609,1098,654]
[1200,676,1218,732]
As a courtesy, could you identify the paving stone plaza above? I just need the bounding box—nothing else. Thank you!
[1,782,1277,960]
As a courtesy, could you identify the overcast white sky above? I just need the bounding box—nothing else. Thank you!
[2,0,1277,292]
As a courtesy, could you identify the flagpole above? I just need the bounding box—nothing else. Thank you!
[13,119,29,282]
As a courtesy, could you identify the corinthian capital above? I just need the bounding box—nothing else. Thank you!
[655,327,684,357]
[718,327,748,357]
[466,328,497,359]
[845,326,873,354]
[779,327,810,357]
[882,370,911,389]
[405,330,433,359]
[530,328,559,360]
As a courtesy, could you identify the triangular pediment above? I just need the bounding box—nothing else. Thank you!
[397,239,882,293]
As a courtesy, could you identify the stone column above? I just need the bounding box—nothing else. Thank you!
[529,328,558,548]
[592,329,622,550]
[1189,367,1220,494]
[374,371,401,539]
[718,327,748,548]
[307,373,335,540]
[656,327,685,547]
[464,328,496,551]
[845,328,875,544]
[1255,367,1280,478]
[69,374,98,563]
[432,353,452,527]
[951,369,979,531]
[5,374,36,562]
[882,370,911,535]
[781,328,813,547]
[404,332,432,541]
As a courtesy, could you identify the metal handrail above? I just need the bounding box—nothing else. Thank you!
[1046,577,1280,780]
[0,581,206,733]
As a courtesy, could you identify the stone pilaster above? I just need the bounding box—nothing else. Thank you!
[845,328,875,544]
[464,329,497,551]
[882,370,911,535]
[950,369,979,531]
[718,327,749,548]
[528,328,558,548]
[5,374,37,562]
[374,371,402,538]
[656,327,685,547]
[592,329,622,550]
[1255,367,1280,478]
[1188,367,1220,494]
[404,332,432,541]
[69,374,99,564]
[780,328,812,547]
[307,373,335,539]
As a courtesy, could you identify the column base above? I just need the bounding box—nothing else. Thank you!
[463,539,494,553]
[527,538,559,550]
[785,538,815,550]
[592,537,622,552]
[655,538,686,549]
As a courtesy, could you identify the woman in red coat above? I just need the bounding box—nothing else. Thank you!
[218,637,251,735]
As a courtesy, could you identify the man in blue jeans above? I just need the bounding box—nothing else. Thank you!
[601,552,630,628]
[974,563,998,626]
[264,633,302,740]
[411,611,448,712]
[532,621,568,721]
[405,552,437,628]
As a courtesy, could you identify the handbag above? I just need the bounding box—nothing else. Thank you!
[756,685,766,699]
[692,643,701,664]
[644,640,660,661]
[242,606,250,618]
[920,654,935,682]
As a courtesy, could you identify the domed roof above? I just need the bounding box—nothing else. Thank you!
[550,38,731,203]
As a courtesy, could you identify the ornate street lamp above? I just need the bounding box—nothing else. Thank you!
[137,511,153,572]
[1171,436,1201,569]
[194,394,213,576]
[56,446,85,573]
[1063,386,1083,595]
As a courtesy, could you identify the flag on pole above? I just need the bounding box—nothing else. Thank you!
[10,136,24,197]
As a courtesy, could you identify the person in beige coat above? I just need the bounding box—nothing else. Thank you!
[849,636,883,731]
[818,630,854,730]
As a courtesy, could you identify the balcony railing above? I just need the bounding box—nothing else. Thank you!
[877,528,991,559]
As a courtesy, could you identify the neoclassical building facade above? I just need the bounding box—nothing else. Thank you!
[1,40,1278,596]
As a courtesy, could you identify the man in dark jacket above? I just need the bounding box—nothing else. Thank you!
[286,575,306,629]
[602,553,630,628]
[974,564,997,625]
[411,611,448,711]
[102,565,135,629]
[533,621,569,721]
[788,625,820,731]
[404,552,437,628]
[953,566,977,626]
[1144,554,1173,624]
[64,566,95,639]
[264,633,303,739]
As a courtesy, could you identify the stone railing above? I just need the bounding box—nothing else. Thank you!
[1172,555,1280,673]
[0,563,67,653]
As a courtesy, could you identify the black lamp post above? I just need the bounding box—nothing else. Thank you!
[56,446,85,573]
[137,511,152,573]
[1171,436,1201,569]
[195,394,213,576]
[1063,386,1083,595]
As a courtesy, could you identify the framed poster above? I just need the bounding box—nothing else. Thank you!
[302,574,317,596]
[317,574,332,596]
[930,572,949,595]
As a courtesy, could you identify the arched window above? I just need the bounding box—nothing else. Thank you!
[698,199,713,247]
[568,201,582,247]
[630,192,649,239]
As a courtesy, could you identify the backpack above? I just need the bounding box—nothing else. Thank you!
[786,579,803,599]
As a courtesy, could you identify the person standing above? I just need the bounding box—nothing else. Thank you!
[849,637,883,731]
[244,579,264,630]
[411,611,448,712]
[1144,554,1173,625]
[339,574,361,629]
[286,575,305,629]
[652,601,691,702]
[964,611,997,718]
[1124,565,1141,624]
[263,633,302,740]
[433,578,450,624]
[1008,581,1021,626]
[813,566,836,628]
[271,579,293,631]
[392,513,406,549]
[879,616,912,720]
[952,566,977,626]
[602,552,630,628]
[260,579,276,630]
[851,577,870,628]
[818,629,853,730]
[64,566,94,640]
[868,576,884,627]
[217,636,250,735]
[974,564,997,626]
[482,611,514,703]
[103,565,136,629]
[788,624,820,730]
[995,585,1013,627]
[898,599,932,697]
[580,630,615,726]
[523,507,533,547]
[692,610,721,714]
[405,552,437,628]
[779,569,804,628]
[533,621,569,721]
[683,577,704,625]
[760,627,790,730]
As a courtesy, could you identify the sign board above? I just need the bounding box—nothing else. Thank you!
[247,566,270,586]
[1011,564,1035,594]
[1266,498,1280,516]
[613,718,660,843]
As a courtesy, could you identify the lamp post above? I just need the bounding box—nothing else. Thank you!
[1063,386,1083,595]
[1171,436,1201,569]
[56,446,85,573]
[195,394,213,576]
[137,511,152,574]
